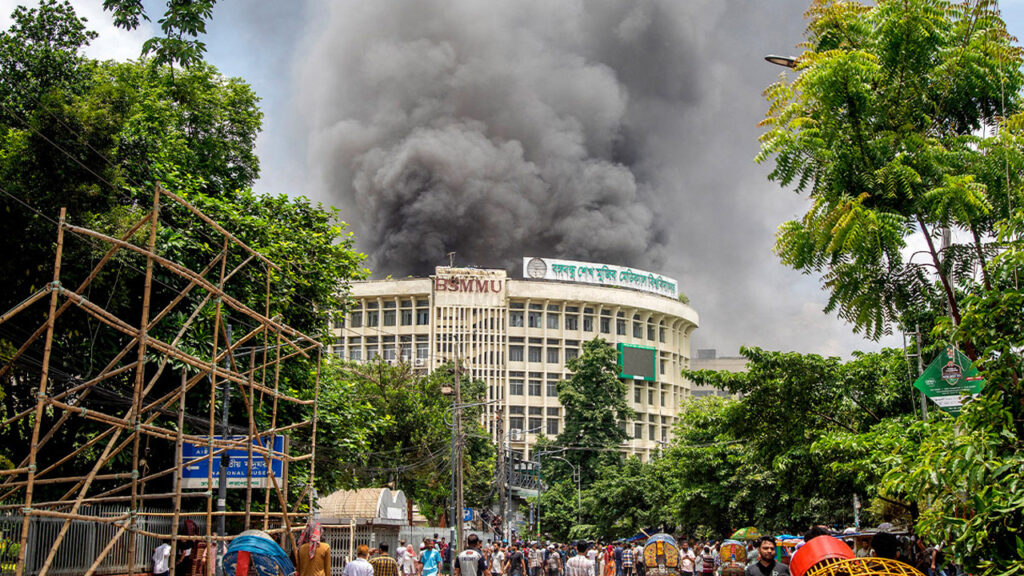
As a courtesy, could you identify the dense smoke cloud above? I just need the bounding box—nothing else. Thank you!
[290,0,894,355]
[296,0,729,275]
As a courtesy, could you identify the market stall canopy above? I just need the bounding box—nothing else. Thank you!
[318,487,408,525]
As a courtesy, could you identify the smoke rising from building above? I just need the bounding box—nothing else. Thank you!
[297,0,734,275]
[288,0,896,355]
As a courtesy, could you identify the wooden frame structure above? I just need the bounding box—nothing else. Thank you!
[0,186,324,576]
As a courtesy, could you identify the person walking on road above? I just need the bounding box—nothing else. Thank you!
[491,544,506,576]
[296,522,331,576]
[420,540,444,576]
[403,545,420,576]
[530,544,544,576]
[678,542,695,576]
[345,546,375,576]
[506,545,528,576]
[372,543,401,576]
[544,545,563,576]
[565,542,595,576]
[744,538,789,576]
[621,544,634,576]
[456,535,489,576]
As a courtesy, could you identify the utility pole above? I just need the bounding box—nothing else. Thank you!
[216,324,233,576]
[454,354,465,553]
[495,413,505,542]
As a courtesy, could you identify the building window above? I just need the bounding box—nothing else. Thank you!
[649,425,656,440]
[383,344,396,361]
[416,309,429,325]
[349,312,362,328]
[565,348,578,361]
[547,314,559,329]
[617,319,626,335]
[383,310,396,326]
[528,346,542,362]
[528,312,542,328]
[634,387,642,403]
[660,359,666,375]
[600,318,610,334]
[648,324,656,340]
[546,380,558,397]
[566,315,578,330]
[547,407,560,416]
[510,416,524,431]
[401,310,413,325]
[510,346,524,362]
[350,348,362,362]
[510,379,524,396]
[648,390,654,404]
[510,311,524,327]
[528,379,542,396]
[633,322,643,338]
[583,316,594,332]
[661,391,666,406]
[634,423,643,440]
[546,419,559,435]
[662,427,668,442]
[546,348,559,364]
[333,345,344,358]
[416,343,428,360]
[660,326,666,342]
[366,311,379,327]
[529,417,542,432]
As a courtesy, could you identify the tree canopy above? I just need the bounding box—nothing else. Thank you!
[758,0,1024,342]
[0,2,366,509]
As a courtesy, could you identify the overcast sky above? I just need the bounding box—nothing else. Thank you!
[4,0,1022,358]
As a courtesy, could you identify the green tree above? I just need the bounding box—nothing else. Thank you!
[555,338,635,483]
[680,347,914,532]
[758,2,1024,573]
[758,0,1024,343]
[335,359,495,524]
[0,2,366,504]
[102,0,217,68]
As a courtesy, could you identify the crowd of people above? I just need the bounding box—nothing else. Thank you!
[168,521,957,576]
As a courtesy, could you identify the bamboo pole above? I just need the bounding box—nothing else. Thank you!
[205,236,229,576]
[16,207,67,576]
[131,189,162,576]
[0,211,151,380]
[245,349,256,529]
[157,185,280,271]
[61,223,314,346]
[0,285,52,325]
[263,329,283,531]
[309,347,323,513]
[83,523,129,576]
[170,370,187,576]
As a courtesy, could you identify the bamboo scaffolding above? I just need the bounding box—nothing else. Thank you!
[1,187,321,576]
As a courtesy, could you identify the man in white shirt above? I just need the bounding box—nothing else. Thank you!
[152,541,171,576]
[679,542,696,576]
[491,545,506,576]
[565,542,595,576]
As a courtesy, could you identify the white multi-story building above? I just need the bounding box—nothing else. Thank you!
[331,258,699,462]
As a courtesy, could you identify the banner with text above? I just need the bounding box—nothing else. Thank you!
[522,257,679,299]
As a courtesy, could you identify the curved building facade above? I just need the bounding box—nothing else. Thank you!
[330,261,699,462]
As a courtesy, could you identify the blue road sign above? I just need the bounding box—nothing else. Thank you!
[180,435,285,489]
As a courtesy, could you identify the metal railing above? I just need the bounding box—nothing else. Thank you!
[0,506,208,576]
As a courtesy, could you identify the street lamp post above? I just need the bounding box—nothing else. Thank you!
[764,54,798,68]
[549,455,580,525]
